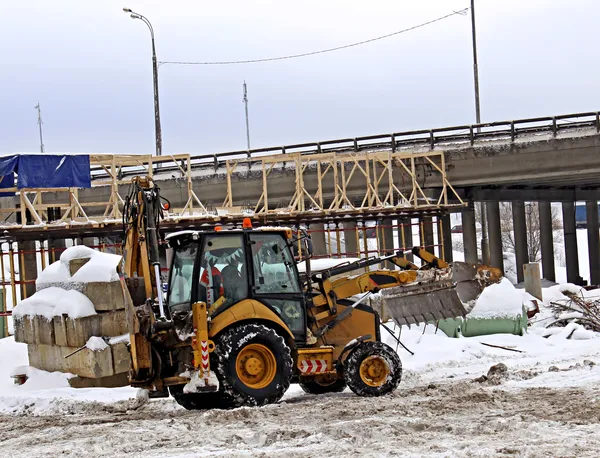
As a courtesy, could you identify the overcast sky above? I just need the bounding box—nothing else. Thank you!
[0,0,598,155]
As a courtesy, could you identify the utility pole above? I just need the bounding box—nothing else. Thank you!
[243,81,251,150]
[470,0,489,264]
[35,103,45,153]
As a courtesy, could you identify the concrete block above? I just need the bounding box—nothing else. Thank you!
[111,342,131,375]
[83,281,125,312]
[524,263,543,301]
[13,315,54,345]
[68,372,129,389]
[69,257,90,276]
[64,310,127,348]
[53,316,68,347]
[13,316,26,343]
[27,343,115,379]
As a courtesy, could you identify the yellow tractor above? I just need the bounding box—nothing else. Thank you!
[120,177,472,409]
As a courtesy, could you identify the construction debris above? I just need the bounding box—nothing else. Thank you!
[548,289,600,333]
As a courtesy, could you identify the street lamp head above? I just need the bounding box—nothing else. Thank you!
[130,13,141,19]
[122,7,132,13]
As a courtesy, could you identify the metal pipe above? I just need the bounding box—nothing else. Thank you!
[153,263,166,318]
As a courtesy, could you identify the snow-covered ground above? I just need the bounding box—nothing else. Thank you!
[1,321,599,457]
[1,283,600,456]
[2,238,600,456]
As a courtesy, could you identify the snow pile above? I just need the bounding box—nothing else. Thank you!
[12,287,96,320]
[381,320,600,389]
[0,336,137,415]
[468,278,532,319]
[85,336,108,352]
[36,245,121,289]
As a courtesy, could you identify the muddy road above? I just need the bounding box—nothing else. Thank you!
[1,377,599,458]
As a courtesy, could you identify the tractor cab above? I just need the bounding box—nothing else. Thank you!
[166,227,308,342]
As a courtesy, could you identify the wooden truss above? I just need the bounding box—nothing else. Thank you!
[226,150,464,219]
[0,150,464,232]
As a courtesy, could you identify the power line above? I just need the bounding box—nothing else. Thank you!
[159,8,469,66]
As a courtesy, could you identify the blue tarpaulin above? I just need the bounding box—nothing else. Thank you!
[0,154,91,190]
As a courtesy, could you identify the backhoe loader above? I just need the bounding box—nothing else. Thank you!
[120,177,490,409]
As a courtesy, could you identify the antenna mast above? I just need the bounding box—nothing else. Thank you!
[243,81,251,150]
[35,103,45,153]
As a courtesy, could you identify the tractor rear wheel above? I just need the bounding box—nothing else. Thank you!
[343,341,401,397]
[169,385,231,410]
[299,374,346,395]
[215,323,292,407]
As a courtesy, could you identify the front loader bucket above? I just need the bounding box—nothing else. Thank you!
[370,280,467,326]
[451,262,503,303]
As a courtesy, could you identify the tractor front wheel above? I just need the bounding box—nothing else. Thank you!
[343,341,402,397]
[215,323,292,407]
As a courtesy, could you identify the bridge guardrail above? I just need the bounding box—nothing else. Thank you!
[89,110,600,180]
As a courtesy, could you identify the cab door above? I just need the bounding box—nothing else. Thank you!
[248,232,306,342]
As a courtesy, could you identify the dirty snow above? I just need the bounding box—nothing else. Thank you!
[12,287,96,320]
[2,278,600,456]
[1,320,600,456]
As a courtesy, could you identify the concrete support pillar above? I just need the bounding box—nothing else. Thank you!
[538,201,555,282]
[397,218,414,262]
[586,201,600,286]
[343,222,358,257]
[440,214,453,262]
[381,219,395,268]
[381,219,394,254]
[48,238,66,263]
[562,202,580,284]
[420,216,434,251]
[82,237,97,248]
[462,203,478,263]
[512,201,528,283]
[309,223,328,257]
[486,201,504,272]
[18,240,37,298]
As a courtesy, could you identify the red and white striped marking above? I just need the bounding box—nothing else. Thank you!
[200,340,210,374]
[299,359,328,374]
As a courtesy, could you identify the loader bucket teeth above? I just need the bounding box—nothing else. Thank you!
[370,280,467,326]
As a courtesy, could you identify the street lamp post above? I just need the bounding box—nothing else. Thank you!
[123,8,162,156]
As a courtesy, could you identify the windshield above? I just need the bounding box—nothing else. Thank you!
[167,243,198,312]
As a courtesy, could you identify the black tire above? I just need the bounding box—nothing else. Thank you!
[299,376,347,395]
[215,323,293,407]
[169,385,231,410]
[343,341,402,397]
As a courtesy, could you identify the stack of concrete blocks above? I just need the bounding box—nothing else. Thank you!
[13,256,131,388]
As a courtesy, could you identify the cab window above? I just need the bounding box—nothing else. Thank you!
[250,233,300,294]
[199,234,247,308]
[167,243,198,312]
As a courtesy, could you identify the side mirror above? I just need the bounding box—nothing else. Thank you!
[292,228,313,258]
